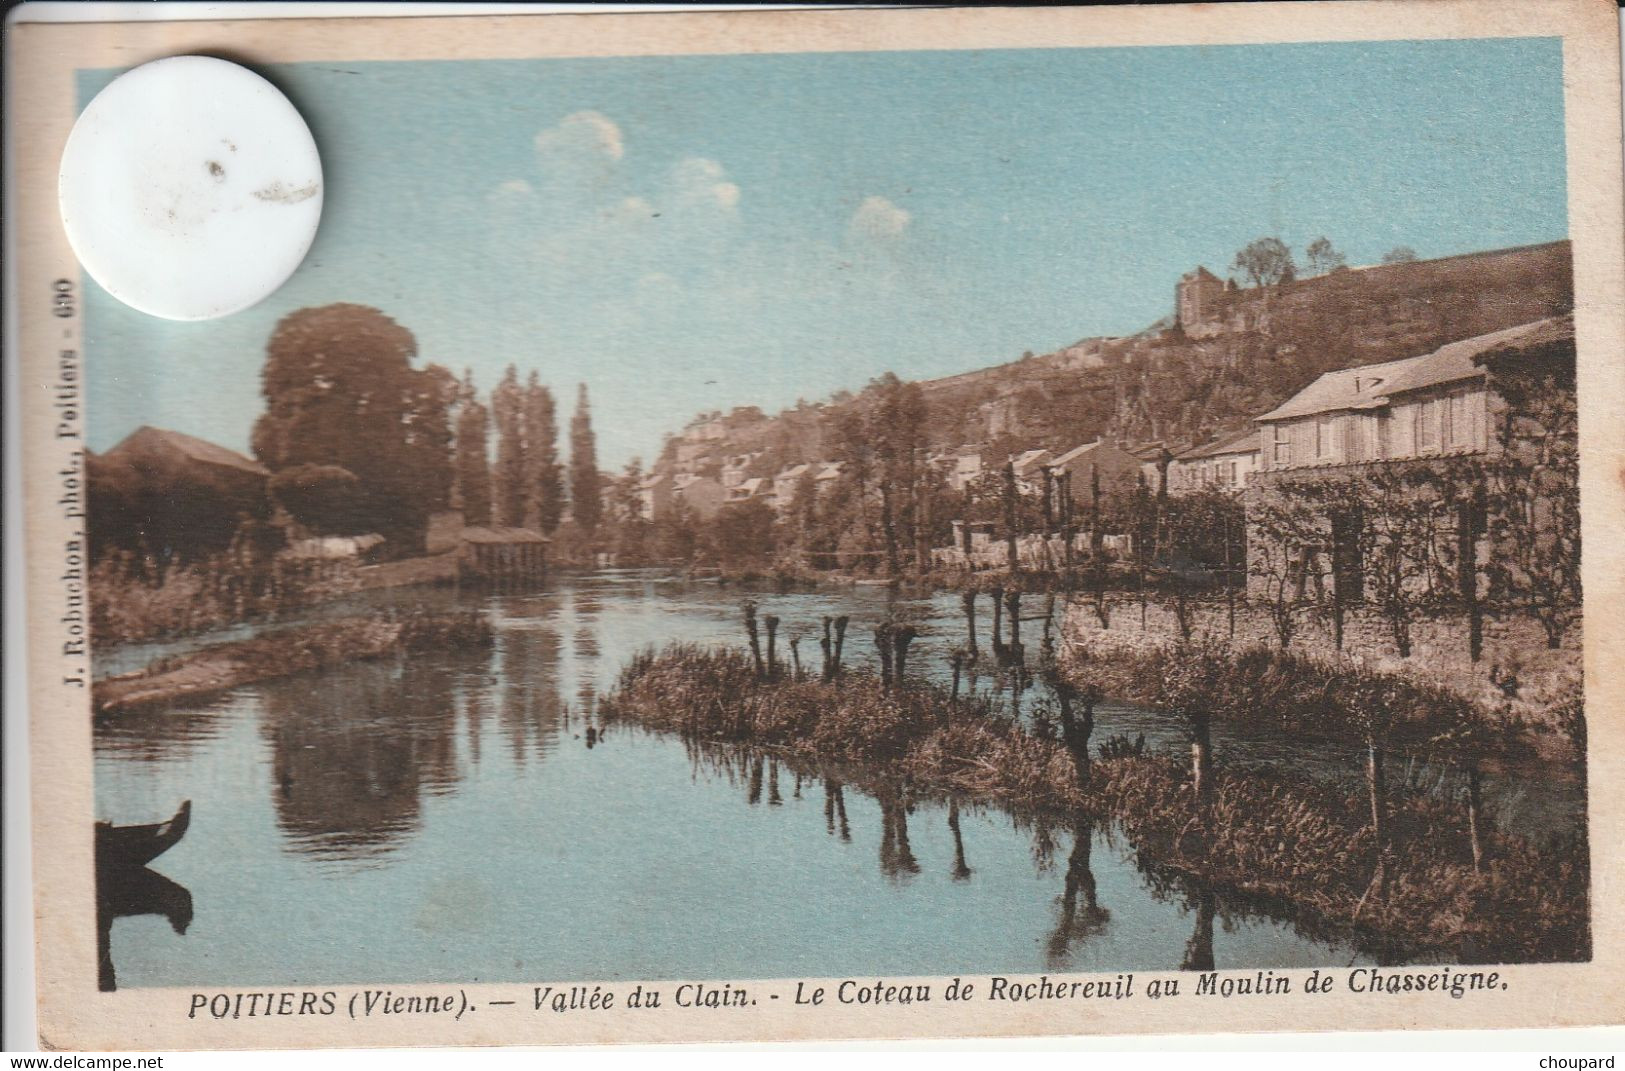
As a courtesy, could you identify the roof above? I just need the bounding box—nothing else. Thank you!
[1177,428,1260,461]
[1255,318,1564,423]
[108,426,269,477]
[1011,448,1052,474]
[1181,266,1222,285]
[461,525,548,545]
[774,464,811,481]
[816,462,843,480]
[1050,439,1138,469]
[282,534,385,560]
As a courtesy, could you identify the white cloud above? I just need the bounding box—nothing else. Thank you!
[535,110,624,165]
[670,157,741,212]
[849,195,911,241]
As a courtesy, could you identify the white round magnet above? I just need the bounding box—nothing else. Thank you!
[58,55,323,321]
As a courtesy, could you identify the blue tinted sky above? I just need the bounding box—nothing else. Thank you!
[82,37,1568,467]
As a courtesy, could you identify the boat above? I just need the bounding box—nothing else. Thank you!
[95,800,191,870]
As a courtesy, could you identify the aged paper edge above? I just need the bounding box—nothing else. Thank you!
[9,0,1625,1050]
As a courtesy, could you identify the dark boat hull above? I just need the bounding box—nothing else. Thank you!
[95,800,191,870]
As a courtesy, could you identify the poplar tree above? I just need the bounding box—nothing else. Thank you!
[522,372,564,534]
[453,369,492,526]
[569,383,602,532]
[491,365,527,527]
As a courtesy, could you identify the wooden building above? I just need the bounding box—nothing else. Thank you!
[459,525,548,584]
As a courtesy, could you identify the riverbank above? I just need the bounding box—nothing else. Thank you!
[601,644,1588,963]
[93,611,492,716]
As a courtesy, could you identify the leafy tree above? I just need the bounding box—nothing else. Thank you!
[569,383,602,533]
[711,500,777,568]
[1231,237,1296,289]
[866,372,928,575]
[453,370,492,526]
[251,303,453,549]
[1381,246,1419,265]
[606,458,651,563]
[523,373,564,533]
[490,365,526,527]
[1304,237,1347,276]
[268,463,365,535]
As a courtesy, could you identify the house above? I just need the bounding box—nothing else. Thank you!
[726,477,772,505]
[768,464,812,514]
[638,473,672,521]
[1169,428,1261,494]
[1254,318,1568,472]
[1048,439,1143,503]
[943,448,984,492]
[102,425,269,493]
[1245,316,1576,603]
[814,461,844,496]
[672,473,726,519]
[1007,448,1053,493]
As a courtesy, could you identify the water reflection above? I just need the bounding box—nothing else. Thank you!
[97,864,193,992]
[263,657,463,863]
[92,570,1510,986]
[1046,820,1110,968]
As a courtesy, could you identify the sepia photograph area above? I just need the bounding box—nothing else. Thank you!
[78,36,1584,996]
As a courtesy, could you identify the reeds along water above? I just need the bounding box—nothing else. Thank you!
[602,637,1590,964]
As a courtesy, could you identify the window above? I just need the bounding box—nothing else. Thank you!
[1415,398,1441,453]
[1449,391,1480,450]
[1229,460,1239,486]
[1316,415,1336,460]
[1271,425,1291,468]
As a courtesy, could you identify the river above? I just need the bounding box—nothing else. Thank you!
[93,570,1577,989]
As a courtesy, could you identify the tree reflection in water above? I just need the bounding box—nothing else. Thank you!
[1181,884,1217,972]
[947,801,972,881]
[263,655,465,863]
[1045,819,1111,969]
[823,778,851,841]
[877,791,920,881]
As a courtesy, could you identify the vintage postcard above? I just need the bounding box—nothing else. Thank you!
[8,0,1624,1050]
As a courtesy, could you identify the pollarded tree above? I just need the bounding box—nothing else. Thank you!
[251,303,454,548]
[569,383,601,533]
[1231,237,1296,289]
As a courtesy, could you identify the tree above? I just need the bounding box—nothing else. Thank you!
[453,370,492,526]
[1304,237,1347,276]
[711,500,777,568]
[490,365,527,527]
[866,373,928,576]
[1381,246,1419,265]
[268,463,365,535]
[251,303,454,548]
[569,383,602,533]
[523,373,564,533]
[1231,237,1296,289]
[606,458,651,564]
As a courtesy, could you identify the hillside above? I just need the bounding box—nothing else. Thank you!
[654,239,1572,478]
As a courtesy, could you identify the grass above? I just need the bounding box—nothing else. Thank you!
[601,643,1589,964]
[1063,635,1542,761]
